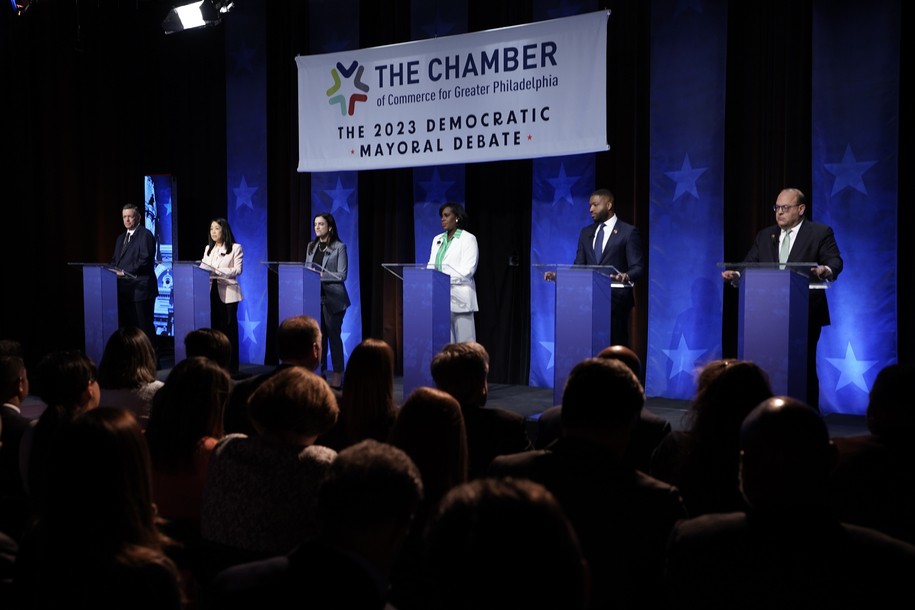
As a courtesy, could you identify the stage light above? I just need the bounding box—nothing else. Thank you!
[10,0,32,16]
[161,0,233,35]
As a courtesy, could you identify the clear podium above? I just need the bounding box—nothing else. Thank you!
[69,263,122,366]
[264,261,332,326]
[172,261,213,363]
[535,264,626,404]
[383,263,451,400]
[719,262,827,401]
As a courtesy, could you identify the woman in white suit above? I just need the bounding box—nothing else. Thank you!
[201,217,243,373]
[428,202,478,343]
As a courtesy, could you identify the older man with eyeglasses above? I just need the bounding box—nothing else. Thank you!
[721,188,843,409]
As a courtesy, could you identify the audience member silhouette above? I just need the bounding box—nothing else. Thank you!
[535,344,671,472]
[183,327,234,373]
[387,386,469,610]
[649,359,773,516]
[0,355,31,542]
[145,357,230,544]
[422,477,590,610]
[829,362,915,545]
[12,407,183,610]
[490,357,687,610]
[199,366,338,574]
[96,326,163,427]
[19,350,100,511]
[223,314,322,436]
[664,396,915,608]
[431,341,532,478]
[317,338,397,451]
[203,439,423,610]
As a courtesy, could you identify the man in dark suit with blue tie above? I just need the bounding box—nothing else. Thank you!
[110,203,159,344]
[722,188,843,408]
[572,188,645,348]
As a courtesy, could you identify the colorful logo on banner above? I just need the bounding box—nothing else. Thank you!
[326,61,370,116]
[295,10,608,171]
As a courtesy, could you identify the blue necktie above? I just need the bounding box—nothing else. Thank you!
[593,223,605,261]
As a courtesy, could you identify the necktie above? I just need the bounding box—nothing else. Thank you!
[121,232,131,255]
[593,223,605,261]
[779,228,792,267]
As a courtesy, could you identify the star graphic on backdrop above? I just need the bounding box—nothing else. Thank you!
[547,164,581,207]
[418,169,455,204]
[825,342,878,392]
[233,176,257,210]
[824,144,877,196]
[662,335,706,379]
[240,308,261,345]
[325,178,355,214]
[665,154,707,201]
[538,340,555,370]
[163,201,172,216]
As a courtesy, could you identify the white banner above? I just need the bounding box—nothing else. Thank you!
[295,11,609,172]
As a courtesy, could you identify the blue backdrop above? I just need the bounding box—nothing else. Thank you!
[811,0,899,414]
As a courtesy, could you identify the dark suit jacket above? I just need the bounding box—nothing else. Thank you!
[204,539,389,610]
[573,217,644,310]
[665,510,915,609]
[743,220,843,327]
[489,437,687,610]
[535,404,671,473]
[462,405,533,480]
[305,241,351,315]
[0,405,31,541]
[111,226,159,303]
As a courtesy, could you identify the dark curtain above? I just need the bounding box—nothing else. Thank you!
[0,0,910,382]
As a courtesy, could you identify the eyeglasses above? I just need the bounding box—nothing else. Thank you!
[773,204,799,213]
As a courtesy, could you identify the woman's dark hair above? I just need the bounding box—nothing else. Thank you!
[439,202,468,227]
[206,217,236,256]
[32,350,97,409]
[307,212,342,255]
[37,407,178,585]
[97,327,158,389]
[146,356,230,473]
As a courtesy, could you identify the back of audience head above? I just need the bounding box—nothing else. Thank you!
[424,477,589,610]
[338,338,397,440]
[0,339,23,359]
[317,439,423,552]
[183,327,233,372]
[97,326,158,390]
[687,359,773,440]
[560,357,644,440]
[32,349,99,413]
[145,356,230,473]
[866,363,915,441]
[276,314,322,368]
[596,344,642,377]
[0,354,28,406]
[43,407,172,559]
[388,386,468,507]
[739,396,835,512]
[430,341,489,408]
[247,366,338,444]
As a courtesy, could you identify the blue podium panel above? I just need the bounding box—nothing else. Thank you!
[402,267,451,400]
[738,268,809,401]
[277,263,322,326]
[553,268,612,404]
[172,262,212,363]
[79,265,119,366]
